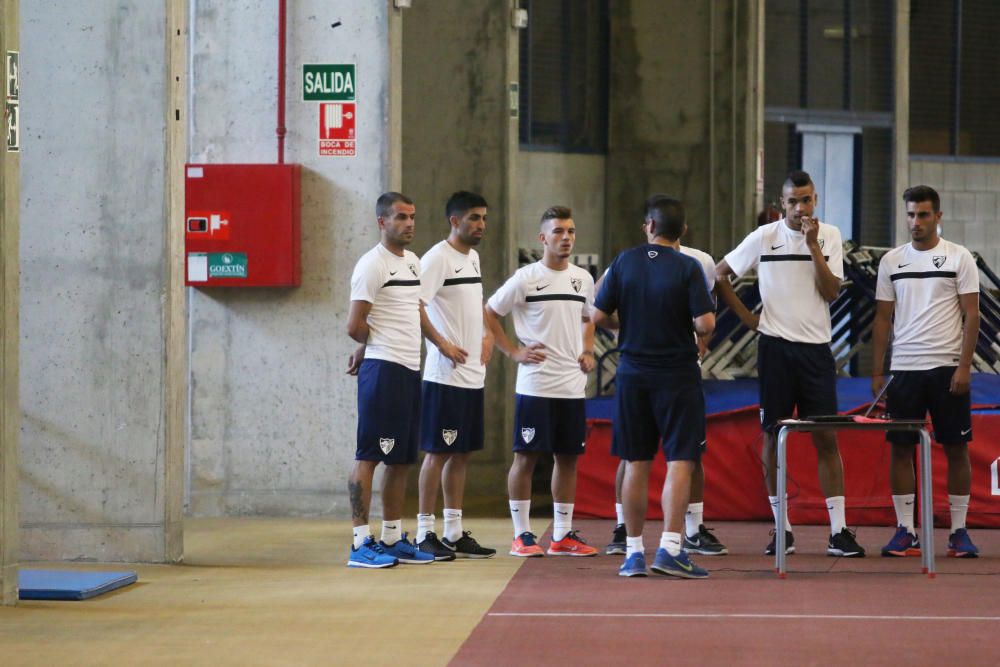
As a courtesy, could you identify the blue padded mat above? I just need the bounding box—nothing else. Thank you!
[18,569,138,601]
[586,373,1000,420]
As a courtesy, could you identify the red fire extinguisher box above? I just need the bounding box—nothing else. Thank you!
[185,163,301,287]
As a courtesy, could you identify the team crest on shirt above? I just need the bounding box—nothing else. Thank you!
[408,263,418,277]
[442,429,458,446]
[571,277,583,293]
[818,238,825,249]
[932,255,946,268]
[521,427,536,444]
[648,250,658,259]
[379,438,395,454]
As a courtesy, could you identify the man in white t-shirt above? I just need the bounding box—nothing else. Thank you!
[485,206,598,557]
[345,192,466,569]
[872,185,982,558]
[414,191,497,560]
[715,170,865,558]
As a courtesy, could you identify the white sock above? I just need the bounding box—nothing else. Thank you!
[352,525,369,550]
[826,496,846,534]
[443,507,463,542]
[381,519,402,545]
[553,503,574,541]
[685,502,704,537]
[949,494,970,532]
[892,494,916,534]
[769,495,793,532]
[626,535,644,557]
[509,499,531,537]
[615,503,625,526]
[416,513,435,543]
[659,531,683,557]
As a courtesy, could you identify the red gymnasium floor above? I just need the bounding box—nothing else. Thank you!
[451,520,1000,666]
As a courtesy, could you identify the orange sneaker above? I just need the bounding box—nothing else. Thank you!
[510,531,545,557]
[547,530,598,557]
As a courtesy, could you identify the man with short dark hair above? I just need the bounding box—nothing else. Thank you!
[872,185,981,558]
[345,192,466,568]
[414,191,497,560]
[485,206,598,558]
[715,170,865,558]
[593,196,716,578]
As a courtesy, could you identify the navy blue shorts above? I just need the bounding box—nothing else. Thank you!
[758,334,838,433]
[356,359,420,465]
[612,370,706,462]
[419,381,484,453]
[886,366,972,446]
[513,394,586,455]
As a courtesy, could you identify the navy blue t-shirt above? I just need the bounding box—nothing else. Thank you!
[594,244,714,375]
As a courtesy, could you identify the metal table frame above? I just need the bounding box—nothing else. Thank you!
[775,419,934,578]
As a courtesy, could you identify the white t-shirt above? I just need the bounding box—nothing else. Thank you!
[681,245,717,294]
[349,244,423,371]
[420,240,485,389]
[487,262,595,399]
[724,219,844,344]
[875,238,979,371]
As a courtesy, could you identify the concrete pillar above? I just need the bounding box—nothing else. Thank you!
[187,1,401,516]
[401,0,519,498]
[19,1,180,561]
[893,0,911,244]
[606,0,763,259]
[1,0,20,605]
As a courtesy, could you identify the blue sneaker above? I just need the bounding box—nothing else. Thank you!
[348,536,398,569]
[881,526,921,557]
[618,552,648,577]
[651,548,708,579]
[380,532,435,564]
[947,528,979,558]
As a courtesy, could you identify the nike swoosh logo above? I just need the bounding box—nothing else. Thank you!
[771,244,784,250]
[511,509,519,512]
[389,270,398,275]
[898,263,911,268]
[556,511,568,516]
[678,560,693,571]
[455,267,463,273]
[961,428,972,435]
[536,284,550,291]
[904,500,914,506]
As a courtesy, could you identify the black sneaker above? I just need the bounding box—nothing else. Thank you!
[416,531,457,561]
[606,523,627,555]
[827,527,865,557]
[684,524,729,556]
[764,529,795,555]
[442,531,496,559]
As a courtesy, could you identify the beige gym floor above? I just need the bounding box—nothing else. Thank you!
[0,517,524,666]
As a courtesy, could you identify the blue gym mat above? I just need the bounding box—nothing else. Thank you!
[18,569,138,601]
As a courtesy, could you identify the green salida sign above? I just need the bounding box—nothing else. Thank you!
[303,64,356,101]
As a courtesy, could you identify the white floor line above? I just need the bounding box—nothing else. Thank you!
[488,612,1000,621]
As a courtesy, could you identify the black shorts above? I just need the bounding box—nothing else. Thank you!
[886,366,972,446]
[419,381,485,453]
[513,394,586,455]
[612,370,706,462]
[758,334,838,433]
[356,359,420,465]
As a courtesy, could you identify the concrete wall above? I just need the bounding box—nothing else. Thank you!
[909,159,1000,268]
[517,152,605,258]
[187,1,398,516]
[18,2,176,561]
[401,0,516,501]
[606,0,760,260]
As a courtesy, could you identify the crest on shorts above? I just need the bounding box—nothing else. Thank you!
[647,250,658,259]
[379,438,395,455]
[932,255,946,268]
[442,429,458,446]
[818,238,825,249]
[408,263,418,277]
[571,277,582,293]
[521,427,535,444]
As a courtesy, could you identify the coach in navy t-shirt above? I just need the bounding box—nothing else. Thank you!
[593,195,715,579]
